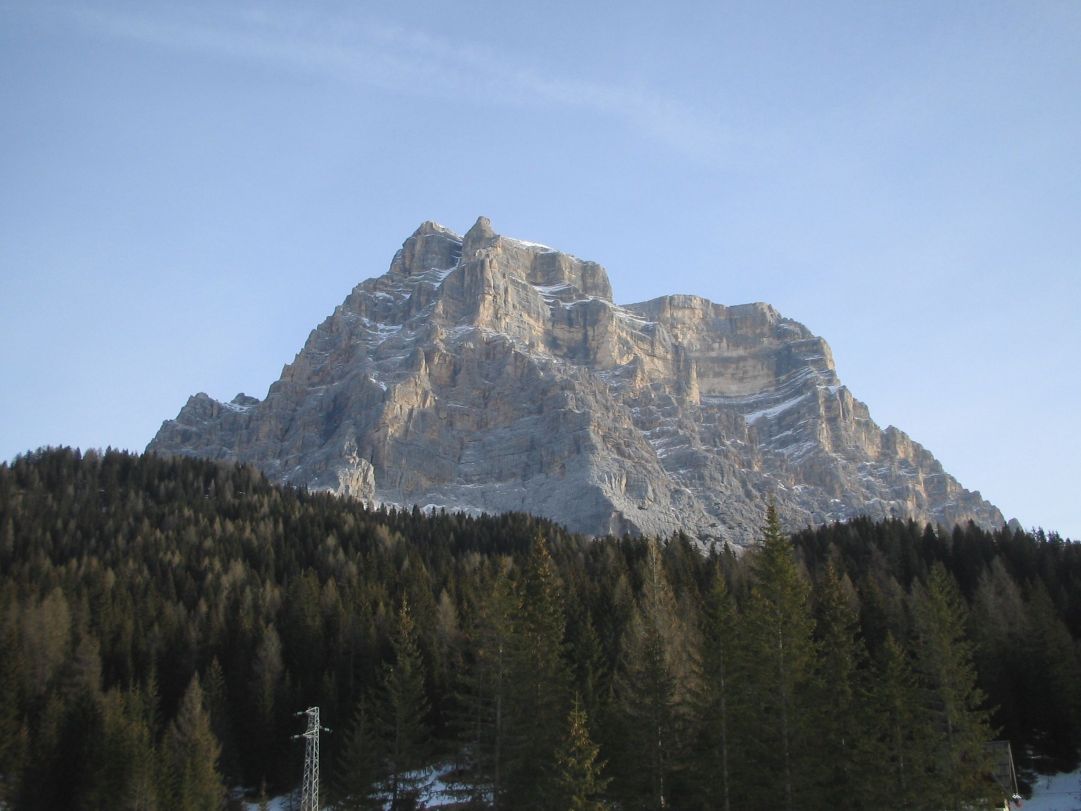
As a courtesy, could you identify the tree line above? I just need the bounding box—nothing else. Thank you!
[0,447,1079,809]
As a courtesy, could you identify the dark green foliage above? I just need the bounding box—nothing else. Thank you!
[448,572,514,807]
[162,674,224,811]
[697,567,737,811]
[1019,584,1081,771]
[377,599,431,809]
[609,538,702,809]
[332,694,380,810]
[555,695,610,811]
[911,564,998,808]
[864,633,934,808]
[734,502,818,811]
[502,537,573,810]
[0,448,1079,808]
[809,564,876,809]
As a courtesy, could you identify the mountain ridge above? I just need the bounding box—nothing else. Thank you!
[149,217,1003,545]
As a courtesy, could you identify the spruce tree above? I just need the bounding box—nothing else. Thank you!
[912,563,996,809]
[333,693,381,810]
[699,566,737,811]
[969,559,1029,752]
[555,694,610,811]
[864,633,932,809]
[611,537,703,809]
[451,572,515,807]
[376,598,431,810]
[1021,584,1081,770]
[247,622,285,787]
[737,502,816,811]
[94,688,159,811]
[202,657,237,783]
[0,619,25,805]
[162,674,225,811]
[503,536,572,810]
[810,563,870,807]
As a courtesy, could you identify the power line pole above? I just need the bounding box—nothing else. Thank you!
[294,706,331,811]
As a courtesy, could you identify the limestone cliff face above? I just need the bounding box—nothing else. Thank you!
[148,217,1004,545]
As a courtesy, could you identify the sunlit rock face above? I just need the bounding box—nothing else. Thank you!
[149,217,1003,546]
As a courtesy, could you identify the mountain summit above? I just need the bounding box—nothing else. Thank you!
[149,218,1003,544]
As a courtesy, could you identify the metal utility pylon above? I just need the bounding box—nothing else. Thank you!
[294,706,330,811]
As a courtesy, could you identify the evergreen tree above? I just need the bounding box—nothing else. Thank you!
[94,688,160,810]
[129,679,164,811]
[18,694,68,810]
[864,633,932,810]
[203,657,238,783]
[38,633,108,808]
[4,449,1081,807]
[611,538,702,809]
[503,537,572,810]
[912,563,997,808]
[0,618,26,805]
[247,622,285,788]
[332,693,381,810]
[451,572,515,808]
[1020,584,1081,771]
[736,502,816,811]
[699,566,737,811]
[555,694,610,811]
[969,559,1029,752]
[809,563,870,808]
[162,674,224,811]
[376,598,431,810]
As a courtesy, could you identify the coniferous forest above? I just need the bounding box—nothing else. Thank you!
[1,448,1080,809]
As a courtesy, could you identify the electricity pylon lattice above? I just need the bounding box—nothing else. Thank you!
[294,706,330,811]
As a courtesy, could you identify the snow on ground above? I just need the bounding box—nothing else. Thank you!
[1023,769,1081,810]
[239,763,461,810]
[238,767,1081,810]
[241,794,292,810]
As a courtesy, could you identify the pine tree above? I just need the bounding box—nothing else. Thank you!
[94,687,159,810]
[333,693,381,810]
[1021,584,1081,770]
[376,598,431,810]
[969,559,1029,751]
[809,563,870,807]
[736,502,816,811]
[912,563,996,809]
[699,566,737,811]
[864,633,932,810]
[451,572,515,808]
[503,536,572,810]
[247,622,285,787]
[129,680,163,811]
[162,674,225,811]
[202,657,238,783]
[611,537,703,809]
[0,618,26,805]
[555,695,610,811]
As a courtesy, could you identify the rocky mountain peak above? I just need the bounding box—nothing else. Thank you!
[463,215,496,251]
[149,218,1004,546]
[230,393,260,408]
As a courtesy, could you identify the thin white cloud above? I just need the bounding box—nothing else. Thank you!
[52,3,728,164]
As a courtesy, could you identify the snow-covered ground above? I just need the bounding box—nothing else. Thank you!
[239,763,460,810]
[241,796,291,811]
[239,766,1081,810]
[1023,769,1081,810]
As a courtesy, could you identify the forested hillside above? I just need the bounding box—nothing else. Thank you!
[1,448,1078,809]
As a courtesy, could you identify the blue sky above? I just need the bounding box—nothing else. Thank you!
[2,1,1079,538]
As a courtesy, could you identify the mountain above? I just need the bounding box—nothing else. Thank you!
[148,217,1003,545]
